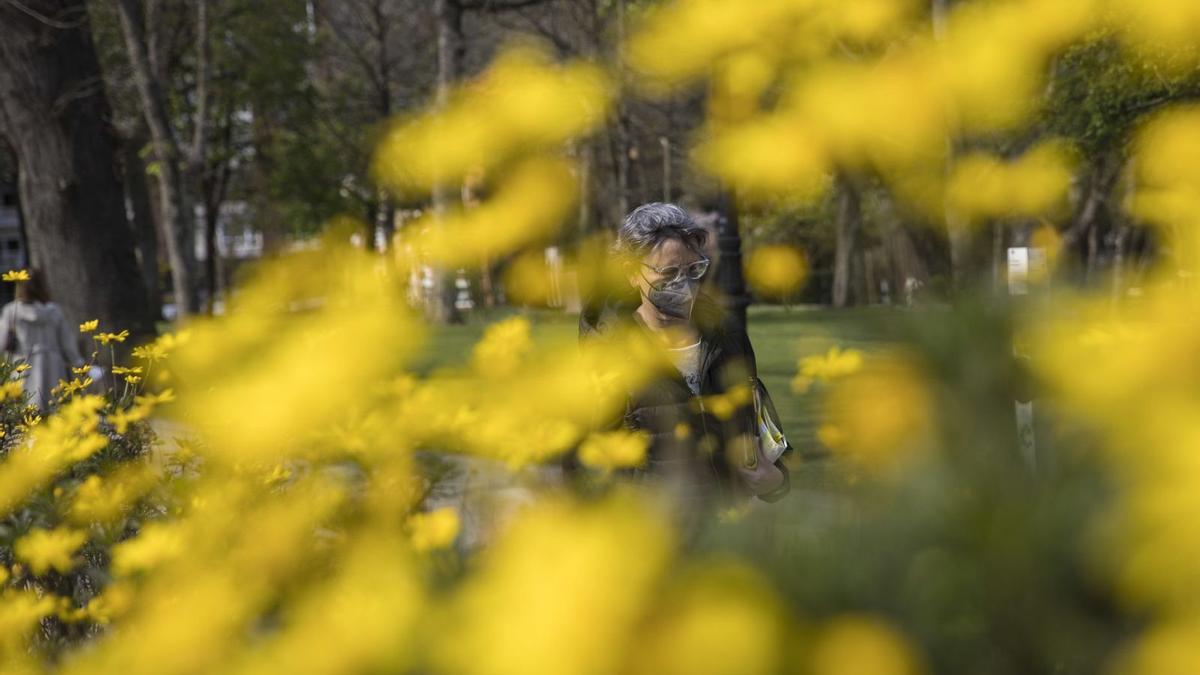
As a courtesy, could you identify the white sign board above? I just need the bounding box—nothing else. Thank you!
[1007,246,1047,295]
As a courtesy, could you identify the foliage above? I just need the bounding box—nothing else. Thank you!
[4,2,1200,674]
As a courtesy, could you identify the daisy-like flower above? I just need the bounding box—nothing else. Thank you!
[79,320,99,333]
[95,330,129,345]
[2,269,30,282]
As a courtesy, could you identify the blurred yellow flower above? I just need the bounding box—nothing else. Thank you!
[110,522,186,576]
[472,316,534,379]
[407,157,580,268]
[810,614,925,675]
[372,47,611,193]
[946,141,1075,223]
[0,590,57,645]
[0,380,23,402]
[820,355,934,471]
[2,269,29,282]
[409,507,460,552]
[432,495,673,675]
[1110,0,1200,73]
[78,320,99,333]
[14,526,88,575]
[793,346,864,393]
[578,430,650,471]
[85,582,135,625]
[746,245,809,299]
[629,562,788,675]
[0,395,106,518]
[693,114,830,203]
[69,466,157,524]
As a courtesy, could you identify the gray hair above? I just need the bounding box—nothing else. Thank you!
[614,202,708,259]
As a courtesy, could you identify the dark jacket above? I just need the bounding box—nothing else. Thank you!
[578,289,790,503]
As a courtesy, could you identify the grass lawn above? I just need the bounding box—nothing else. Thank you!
[414,304,901,462]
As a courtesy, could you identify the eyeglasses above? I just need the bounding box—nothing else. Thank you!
[640,257,710,289]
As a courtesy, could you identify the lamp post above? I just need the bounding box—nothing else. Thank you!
[713,191,749,328]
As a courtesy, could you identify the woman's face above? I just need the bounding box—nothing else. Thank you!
[628,237,707,320]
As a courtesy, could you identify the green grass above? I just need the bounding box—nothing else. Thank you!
[744,305,900,454]
[414,304,900,460]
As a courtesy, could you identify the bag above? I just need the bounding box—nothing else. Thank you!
[732,377,792,500]
[753,377,791,463]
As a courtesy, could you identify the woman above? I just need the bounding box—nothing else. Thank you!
[0,269,84,410]
[579,203,789,508]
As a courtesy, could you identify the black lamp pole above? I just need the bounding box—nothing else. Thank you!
[713,190,748,328]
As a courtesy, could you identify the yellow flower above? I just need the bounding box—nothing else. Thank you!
[946,141,1075,223]
[22,411,41,427]
[432,496,673,675]
[85,582,135,624]
[820,356,934,472]
[94,330,130,345]
[0,379,23,402]
[124,375,141,385]
[14,526,88,575]
[69,466,157,524]
[409,507,460,552]
[0,589,57,644]
[810,615,924,675]
[137,388,175,405]
[112,366,142,376]
[109,402,151,434]
[578,430,650,471]
[793,346,865,393]
[78,320,99,333]
[2,269,30,282]
[804,346,865,380]
[628,562,787,675]
[110,523,185,576]
[745,245,809,299]
[53,377,92,399]
[13,362,30,374]
[471,316,534,378]
[131,343,167,362]
[695,384,752,421]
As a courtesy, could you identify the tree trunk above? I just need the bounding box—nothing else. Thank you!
[121,131,161,321]
[429,0,464,324]
[1111,224,1130,305]
[932,0,970,292]
[0,0,154,336]
[832,176,862,308]
[115,0,200,317]
[612,0,630,220]
[203,202,219,315]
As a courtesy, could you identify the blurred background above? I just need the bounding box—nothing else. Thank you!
[4,1,1200,674]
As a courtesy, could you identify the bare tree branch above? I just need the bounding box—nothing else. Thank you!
[189,0,210,167]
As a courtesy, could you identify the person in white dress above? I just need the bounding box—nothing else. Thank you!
[0,269,84,410]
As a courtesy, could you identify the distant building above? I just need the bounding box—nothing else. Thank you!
[194,201,263,262]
